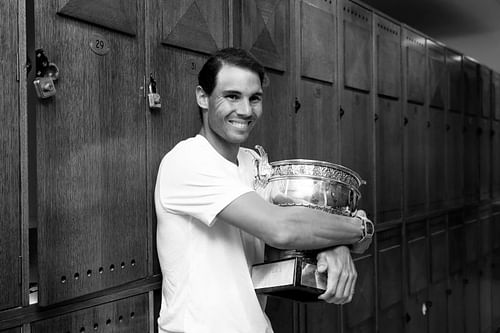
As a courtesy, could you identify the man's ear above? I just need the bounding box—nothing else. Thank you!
[196,86,209,109]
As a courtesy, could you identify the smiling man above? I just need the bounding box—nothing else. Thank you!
[154,48,373,333]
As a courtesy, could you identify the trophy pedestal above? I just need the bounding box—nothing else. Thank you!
[251,257,326,302]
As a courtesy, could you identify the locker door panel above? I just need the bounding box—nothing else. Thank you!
[296,0,338,163]
[429,217,447,284]
[447,50,463,113]
[304,303,340,332]
[428,41,446,109]
[480,66,491,118]
[479,117,491,201]
[448,218,464,275]
[301,0,335,83]
[428,281,447,333]
[340,91,374,217]
[404,104,427,216]
[344,255,375,331]
[375,99,402,223]
[31,293,149,332]
[446,111,464,206]
[160,0,226,54]
[0,0,21,311]
[491,249,500,329]
[375,15,400,99]
[464,221,479,265]
[492,121,500,198]
[246,71,295,160]
[377,227,403,310]
[241,0,288,71]
[479,252,492,333]
[463,115,479,203]
[448,275,465,333]
[378,304,403,333]
[428,108,445,211]
[405,32,426,105]
[493,72,500,121]
[463,265,480,333]
[407,222,428,295]
[464,58,479,116]
[35,0,147,305]
[343,1,371,92]
[406,289,428,333]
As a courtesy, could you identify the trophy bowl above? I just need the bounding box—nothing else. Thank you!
[260,159,364,217]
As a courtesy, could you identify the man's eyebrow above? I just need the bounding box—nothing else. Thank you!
[222,90,242,95]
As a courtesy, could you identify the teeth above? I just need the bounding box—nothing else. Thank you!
[229,120,249,128]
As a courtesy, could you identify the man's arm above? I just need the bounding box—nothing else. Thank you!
[217,191,367,250]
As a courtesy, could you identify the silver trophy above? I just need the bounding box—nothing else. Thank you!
[251,146,365,302]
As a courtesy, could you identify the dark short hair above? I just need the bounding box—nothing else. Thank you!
[197,48,266,121]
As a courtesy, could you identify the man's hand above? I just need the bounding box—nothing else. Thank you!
[350,210,373,254]
[316,245,357,304]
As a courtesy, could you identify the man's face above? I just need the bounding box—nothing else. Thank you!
[200,64,263,150]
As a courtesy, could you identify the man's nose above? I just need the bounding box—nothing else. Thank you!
[237,99,252,116]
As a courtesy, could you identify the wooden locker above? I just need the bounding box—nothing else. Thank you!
[463,264,480,333]
[31,293,149,332]
[377,227,404,333]
[340,0,374,218]
[343,255,375,333]
[463,115,480,203]
[427,107,445,211]
[404,103,427,216]
[480,66,491,118]
[405,31,426,105]
[448,211,464,276]
[445,111,464,207]
[491,247,500,330]
[463,57,479,116]
[478,247,493,333]
[479,117,492,202]
[295,0,339,163]
[447,49,463,113]
[35,0,148,305]
[493,72,500,121]
[239,0,295,161]
[428,218,448,333]
[448,275,465,333]
[492,120,500,199]
[0,0,22,311]
[374,15,402,224]
[427,40,446,109]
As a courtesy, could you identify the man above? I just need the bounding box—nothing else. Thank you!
[155,48,373,333]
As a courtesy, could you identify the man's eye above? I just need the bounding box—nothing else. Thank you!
[250,95,263,103]
[226,94,239,101]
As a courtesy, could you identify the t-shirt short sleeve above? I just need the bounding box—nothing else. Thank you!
[155,137,255,226]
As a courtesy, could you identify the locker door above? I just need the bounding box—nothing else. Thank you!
[463,58,479,116]
[493,72,500,121]
[492,120,500,198]
[428,217,448,333]
[238,1,295,331]
[445,111,464,207]
[447,49,463,113]
[463,221,480,333]
[463,115,479,204]
[404,30,427,217]
[479,117,491,202]
[428,41,446,110]
[340,0,374,218]
[239,0,295,161]
[375,15,402,224]
[377,227,404,333]
[31,294,149,332]
[343,255,375,333]
[0,0,22,311]
[35,0,147,305]
[406,221,429,333]
[427,41,446,211]
[480,66,491,119]
[404,104,427,216]
[479,217,493,333]
[295,0,339,163]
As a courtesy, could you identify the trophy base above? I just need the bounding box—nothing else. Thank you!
[251,257,327,302]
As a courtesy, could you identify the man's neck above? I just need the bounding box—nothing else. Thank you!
[199,129,240,165]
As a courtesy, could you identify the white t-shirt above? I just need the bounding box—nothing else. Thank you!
[154,134,273,333]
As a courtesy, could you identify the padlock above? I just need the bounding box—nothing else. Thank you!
[148,74,161,110]
[33,76,57,99]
